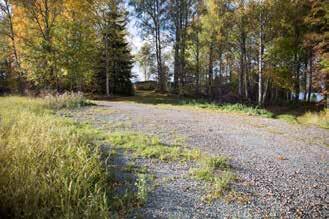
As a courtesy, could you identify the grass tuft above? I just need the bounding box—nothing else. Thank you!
[190,155,235,202]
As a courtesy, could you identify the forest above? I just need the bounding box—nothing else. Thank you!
[0,0,328,218]
[0,0,328,107]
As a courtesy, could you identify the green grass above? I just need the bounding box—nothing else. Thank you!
[107,132,202,161]
[275,109,329,129]
[116,91,329,129]
[106,131,236,202]
[0,97,110,218]
[190,156,235,202]
[181,101,273,117]
[112,91,273,118]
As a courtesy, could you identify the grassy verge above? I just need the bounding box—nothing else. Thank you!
[0,96,110,218]
[113,91,273,118]
[275,109,329,129]
[114,91,329,129]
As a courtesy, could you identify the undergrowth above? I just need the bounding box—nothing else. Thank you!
[0,96,109,218]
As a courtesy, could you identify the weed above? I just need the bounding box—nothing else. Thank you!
[276,114,298,124]
[202,171,236,203]
[190,155,235,203]
[191,167,215,181]
[135,174,149,205]
[206,156,230,169]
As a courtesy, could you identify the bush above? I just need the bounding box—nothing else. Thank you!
[0,97,109,218]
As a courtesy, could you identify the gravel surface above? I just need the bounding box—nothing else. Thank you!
[67,101,329,218]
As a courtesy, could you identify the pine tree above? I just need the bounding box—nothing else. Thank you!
[95,1,134,96]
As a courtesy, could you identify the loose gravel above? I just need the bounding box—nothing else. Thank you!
[67,101,329,218]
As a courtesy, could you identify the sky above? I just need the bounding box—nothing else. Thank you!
[125,3,144,82]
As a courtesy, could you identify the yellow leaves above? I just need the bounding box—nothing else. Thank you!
[200,0,224,44]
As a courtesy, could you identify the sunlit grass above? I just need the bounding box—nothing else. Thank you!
[107,132,202,161]
[106,131,236,202]
[44,92,92,109]
[114,91,273,117]
[0,96,110,218]
[275,109,329,129]
[297,109,329,129]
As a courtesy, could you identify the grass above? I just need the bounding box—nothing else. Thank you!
[106,131,236,202]
[190,156,236,202]
[275,109,329,129]
[297,109,329,129]
[107,132,202,161]
[114,91,329,129]
[0,96,110,218]
[44,92,92,109]
[111,91,273,118]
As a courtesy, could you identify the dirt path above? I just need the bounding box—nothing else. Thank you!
[69,101,329,218]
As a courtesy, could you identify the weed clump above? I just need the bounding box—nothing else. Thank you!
[190,156,235,202]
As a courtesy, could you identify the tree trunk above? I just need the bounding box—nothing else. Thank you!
[307,50,313,102]
[303,57,308,101]
[208,43,214,97]
[173,20,180,92]
[105,34,110,96]
[294,54,300,102]
[258,13,263,106]
[195,31,200,95]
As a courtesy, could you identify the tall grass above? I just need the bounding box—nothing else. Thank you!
[0,97,110,218]
[44,92,90,109]
[297,109,329,129]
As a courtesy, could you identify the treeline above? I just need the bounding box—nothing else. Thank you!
[133,0,328,106]
[0,0,134,96]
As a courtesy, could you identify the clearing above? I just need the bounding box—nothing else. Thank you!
[61,92,329,218]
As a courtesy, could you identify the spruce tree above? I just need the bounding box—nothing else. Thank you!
[95,1,134,96]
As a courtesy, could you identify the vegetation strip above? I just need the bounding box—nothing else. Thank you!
[106,131,238,202]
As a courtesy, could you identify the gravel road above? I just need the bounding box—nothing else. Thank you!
[69,101,329,218]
